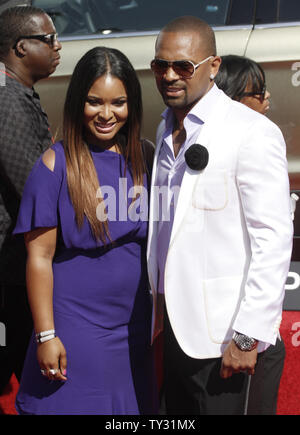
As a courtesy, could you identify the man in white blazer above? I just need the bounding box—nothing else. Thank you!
[147,16,293,414]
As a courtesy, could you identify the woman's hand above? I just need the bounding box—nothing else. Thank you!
[37,337,67,381]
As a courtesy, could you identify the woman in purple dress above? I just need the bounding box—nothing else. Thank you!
[14,47,157,415]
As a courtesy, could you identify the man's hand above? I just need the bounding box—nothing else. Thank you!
[220,339,258,379]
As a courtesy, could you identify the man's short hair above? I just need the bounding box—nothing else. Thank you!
[0,6,47,58]
[158,15,217,57]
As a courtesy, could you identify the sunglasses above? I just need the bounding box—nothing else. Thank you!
[239,84,267,101]
[13,33,58,49]
[150,56,214,79]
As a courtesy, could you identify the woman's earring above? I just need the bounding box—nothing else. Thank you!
[210,74,215,80]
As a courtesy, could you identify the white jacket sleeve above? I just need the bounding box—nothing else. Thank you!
[233,118,293,345]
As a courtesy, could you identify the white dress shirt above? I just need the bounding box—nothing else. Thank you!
[156,84,219,295]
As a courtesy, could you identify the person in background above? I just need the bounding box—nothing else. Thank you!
[215,54,270,114]
[215,54,285,415]
[13,46,157,415]
[147,16,292,415]
[0,6,61,395]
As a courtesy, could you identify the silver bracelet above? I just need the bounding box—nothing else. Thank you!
[36,329,56,343]
[37,333,56,344]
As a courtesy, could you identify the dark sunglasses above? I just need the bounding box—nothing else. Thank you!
[239,84,267,101]
[150,56,213,79]
[13,33,58,49]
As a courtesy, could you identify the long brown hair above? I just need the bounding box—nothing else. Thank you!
[63,47,145,243]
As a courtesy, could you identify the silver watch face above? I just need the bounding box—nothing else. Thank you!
[234,333,256,351]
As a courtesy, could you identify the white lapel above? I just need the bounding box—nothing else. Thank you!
[147,122,164,258]
[169,126,209,245]
[146,121,165,292]
[147,91,230,290]
[169,91,229,245]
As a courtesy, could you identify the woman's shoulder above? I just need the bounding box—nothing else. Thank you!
[42,148,56,172]
[42,141,66,174]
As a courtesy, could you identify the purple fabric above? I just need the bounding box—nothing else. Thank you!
[13,141,157,415]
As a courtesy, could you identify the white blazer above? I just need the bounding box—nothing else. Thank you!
[147,90,293,359]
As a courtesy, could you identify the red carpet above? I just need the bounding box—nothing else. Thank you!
[276,310,300,415]
[0,374,18,415]
[1,310,299,415]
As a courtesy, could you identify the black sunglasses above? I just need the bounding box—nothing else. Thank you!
[13,33,58,49]
[150,56,213,79]
[239,84,267,101]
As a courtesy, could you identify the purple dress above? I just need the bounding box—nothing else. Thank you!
[14,141,157,415]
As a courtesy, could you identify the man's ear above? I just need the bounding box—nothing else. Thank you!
[210,56,221,79]
[14,40,26,58]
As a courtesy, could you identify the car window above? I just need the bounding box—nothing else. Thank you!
[255,0,300,25]
[32,0,233,37]
[227,0,255,25]
[279,0,300,22]
[255,0,277,24]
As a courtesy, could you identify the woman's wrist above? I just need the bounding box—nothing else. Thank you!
[35,329,56,344]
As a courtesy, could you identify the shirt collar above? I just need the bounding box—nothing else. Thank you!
[0,70,38,99]
[161,83,222,127]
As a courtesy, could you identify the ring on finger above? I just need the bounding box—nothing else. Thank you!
[49,368,58,376]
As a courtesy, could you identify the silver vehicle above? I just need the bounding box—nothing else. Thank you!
[4,1,298,176]
[1,0,300,304]
[2,1,299,162]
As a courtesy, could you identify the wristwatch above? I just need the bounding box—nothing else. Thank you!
[233,332,258,351]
